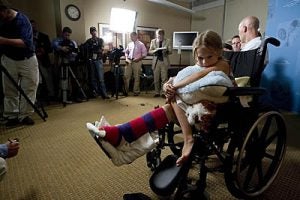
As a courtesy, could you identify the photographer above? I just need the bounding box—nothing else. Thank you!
[30,20,55,99]
[149,28,172,98]
[0,1,39,126]
[52,27,83,103]
[83,26,109,99]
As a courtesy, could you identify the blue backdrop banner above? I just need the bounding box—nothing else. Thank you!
[263,0,300,112]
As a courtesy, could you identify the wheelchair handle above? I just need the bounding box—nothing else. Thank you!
[263,37,280,47]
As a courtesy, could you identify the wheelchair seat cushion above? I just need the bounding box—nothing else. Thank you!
[235,76,250,87]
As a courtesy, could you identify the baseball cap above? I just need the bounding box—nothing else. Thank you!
[90,26,97,33]
[0,0,11,9]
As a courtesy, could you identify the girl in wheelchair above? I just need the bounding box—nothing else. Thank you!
[87,30,234,166]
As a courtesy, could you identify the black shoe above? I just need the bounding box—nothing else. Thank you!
[5,118,20,127]
[161,94,166,99]
[92,90,98,97]
[133,93,140,96]
[21,116,35,125]
[63,100,73,104]
[74,98,83,103]
[102,95,110,99]
[153,94,160,97]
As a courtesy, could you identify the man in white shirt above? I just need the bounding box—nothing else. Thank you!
[124,32,147,96]
[238,16,262,51]
[238,16,269,65]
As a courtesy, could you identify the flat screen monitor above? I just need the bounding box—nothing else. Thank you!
[173,31,198,50]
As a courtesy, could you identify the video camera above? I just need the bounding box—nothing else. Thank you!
[58,39,78,64]
[59,39,77,55]
[109,45,124,64]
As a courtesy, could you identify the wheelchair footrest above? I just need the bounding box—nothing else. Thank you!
[149,155,187,196]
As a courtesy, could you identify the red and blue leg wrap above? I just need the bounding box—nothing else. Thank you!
[101,107,169,147]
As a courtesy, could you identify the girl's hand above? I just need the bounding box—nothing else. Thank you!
[165,83,176,102]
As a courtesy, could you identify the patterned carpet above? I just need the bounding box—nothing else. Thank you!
[0,94,300,200]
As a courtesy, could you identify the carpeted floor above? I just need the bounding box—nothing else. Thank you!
[0,94,300,200]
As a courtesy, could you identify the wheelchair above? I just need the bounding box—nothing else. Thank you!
[146,37,287,199]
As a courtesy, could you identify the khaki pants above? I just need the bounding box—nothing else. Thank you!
[1,55,39,120]
[124,61,142,94]
[153,60,168,95]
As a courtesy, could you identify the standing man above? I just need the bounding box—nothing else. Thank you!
[52,27,82,103]
[238,16,262,51]
[84,26,109,99]
[124,32,147,96]
[0,0,39,126]
[149,28,172,98]
[30,19,55,99]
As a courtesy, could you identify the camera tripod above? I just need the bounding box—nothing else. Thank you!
[111,60,126,100]
[0,64,47,121]
[60,59,87,107]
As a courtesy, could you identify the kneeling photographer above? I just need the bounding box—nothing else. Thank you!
[83,26,109,99]
[52,26,84,103]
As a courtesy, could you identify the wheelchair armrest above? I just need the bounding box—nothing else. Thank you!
[224,87,266,96]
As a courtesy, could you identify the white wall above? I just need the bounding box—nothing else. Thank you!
[191,0,268,42]
[223,0,268,41]
[6,0,269,65]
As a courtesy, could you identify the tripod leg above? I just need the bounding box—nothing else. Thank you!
[115,65,119,99]
[1,65,46,121]
[60,65,68,106]
[68,66,87,99]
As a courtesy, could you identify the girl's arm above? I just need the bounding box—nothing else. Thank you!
[173,59,230,89]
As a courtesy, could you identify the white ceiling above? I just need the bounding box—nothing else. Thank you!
[147,0,225,14]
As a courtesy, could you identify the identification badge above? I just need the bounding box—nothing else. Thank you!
[93,53,98,60]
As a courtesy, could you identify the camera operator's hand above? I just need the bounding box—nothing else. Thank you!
[0,36,5,45]
[125,58,132,64]
[60,46,70,53]
[5,139,20,159]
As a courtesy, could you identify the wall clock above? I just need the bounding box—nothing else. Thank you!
[65,4,81,21]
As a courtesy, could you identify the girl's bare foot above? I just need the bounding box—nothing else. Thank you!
[176,139,194,166]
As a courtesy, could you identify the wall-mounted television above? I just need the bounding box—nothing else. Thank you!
[173,31,198,50]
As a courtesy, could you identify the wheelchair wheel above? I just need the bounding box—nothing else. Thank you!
[224,111,286,199]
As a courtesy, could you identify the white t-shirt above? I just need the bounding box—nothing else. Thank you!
[241,37,262,51]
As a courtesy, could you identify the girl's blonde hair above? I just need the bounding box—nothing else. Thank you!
[192,30,223,60]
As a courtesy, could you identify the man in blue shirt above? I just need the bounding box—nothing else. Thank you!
[52,27,84,103]
[0,139,20,181]
[0,0,39,126]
